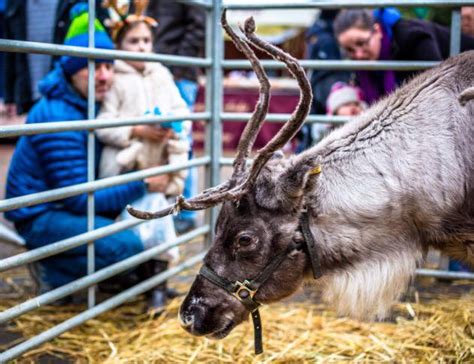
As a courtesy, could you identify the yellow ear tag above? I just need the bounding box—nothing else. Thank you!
[309,165,322,175]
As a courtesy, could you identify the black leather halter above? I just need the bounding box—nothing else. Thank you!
[198,210,321,355]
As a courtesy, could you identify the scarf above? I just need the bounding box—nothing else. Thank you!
[356,8,400,104]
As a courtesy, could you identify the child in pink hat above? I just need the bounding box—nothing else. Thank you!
[326,82,367,116]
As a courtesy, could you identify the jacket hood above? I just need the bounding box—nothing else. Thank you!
[38,64,88,110]
[114,59,162,76]
[374,7,401,39]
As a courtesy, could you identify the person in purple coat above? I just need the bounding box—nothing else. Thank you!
[334,8,474,104]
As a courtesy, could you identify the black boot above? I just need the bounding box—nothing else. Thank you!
[147,259,169,314]
[98,267,142,294]
[166,287,183,299]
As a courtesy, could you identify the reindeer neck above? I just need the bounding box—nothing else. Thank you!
[295,68,458,275]
[304,60,457,169]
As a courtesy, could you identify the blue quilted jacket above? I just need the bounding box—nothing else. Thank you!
[5,65,146,222]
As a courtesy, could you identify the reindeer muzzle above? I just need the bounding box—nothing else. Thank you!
[198,241,303,354]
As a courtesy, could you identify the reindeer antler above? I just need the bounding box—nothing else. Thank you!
[127,11,312,220]
[127,10,271,220]
[221,9,271,183]
[240,16,313,188]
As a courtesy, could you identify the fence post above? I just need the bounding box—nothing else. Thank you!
[204,0,223,244]
[450,8,462,55]
[87,0,97,308]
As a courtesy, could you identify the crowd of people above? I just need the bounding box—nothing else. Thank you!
[1,0,205,312]
[0,2,472,309]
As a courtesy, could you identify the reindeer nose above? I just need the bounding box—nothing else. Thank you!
[180,311,194,328]
[180,303,207,335]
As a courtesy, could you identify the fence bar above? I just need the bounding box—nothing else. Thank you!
[222,59,439,71]
[450,9,462,55]
[0,156,210,213]
[0,39,211,67]
[0,252,206,362]
[416,268,474,280]
[220,157,237,167]
[0,226,209,324]
[0,220,140,272]
[223,0,472,9]
[176,0,212,8]
[87,0,97,308]
[0,112,210,138]
[221,112,350,124]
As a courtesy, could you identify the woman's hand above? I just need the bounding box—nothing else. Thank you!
[145,174,171,193]
[132,125,174,141]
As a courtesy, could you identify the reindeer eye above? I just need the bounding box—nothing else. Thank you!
[233,233,259,258]
[236,234,254,247]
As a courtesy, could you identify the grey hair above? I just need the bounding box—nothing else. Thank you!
[333,9,376,37]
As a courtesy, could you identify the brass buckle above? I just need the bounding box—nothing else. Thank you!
[233,280,257,301]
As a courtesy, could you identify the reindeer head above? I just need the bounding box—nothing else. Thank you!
[127,10,316,350]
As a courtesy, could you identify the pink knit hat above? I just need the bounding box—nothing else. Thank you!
[326,82,367,115]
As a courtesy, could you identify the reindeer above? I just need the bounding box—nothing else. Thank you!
[128,11,474,354]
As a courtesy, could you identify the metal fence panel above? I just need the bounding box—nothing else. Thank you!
[0,226,209,324]
[0,252,207,362]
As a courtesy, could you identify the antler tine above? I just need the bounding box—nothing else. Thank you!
[221,9,271,182]
[127,202,175,220]
[127,180,244,220]
[127,194,221,220]
[242,16,313,186]
[126,194,216,220]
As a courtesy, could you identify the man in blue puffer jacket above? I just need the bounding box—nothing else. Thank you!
[4,5,151,290]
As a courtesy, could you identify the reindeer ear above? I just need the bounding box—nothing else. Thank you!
[254,156,320,211]
[254,169,281,210]
[276,156,322,204]
[278,165,310,198]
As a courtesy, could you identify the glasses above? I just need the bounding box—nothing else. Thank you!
[342,31,375,57]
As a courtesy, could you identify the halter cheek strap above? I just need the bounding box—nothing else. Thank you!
[299,211,323,279]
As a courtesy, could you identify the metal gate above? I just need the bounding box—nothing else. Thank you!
[0,0,473,361]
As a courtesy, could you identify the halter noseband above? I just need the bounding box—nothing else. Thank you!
[198,211,322,355]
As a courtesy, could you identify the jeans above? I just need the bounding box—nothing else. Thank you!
[16,210,144,288]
